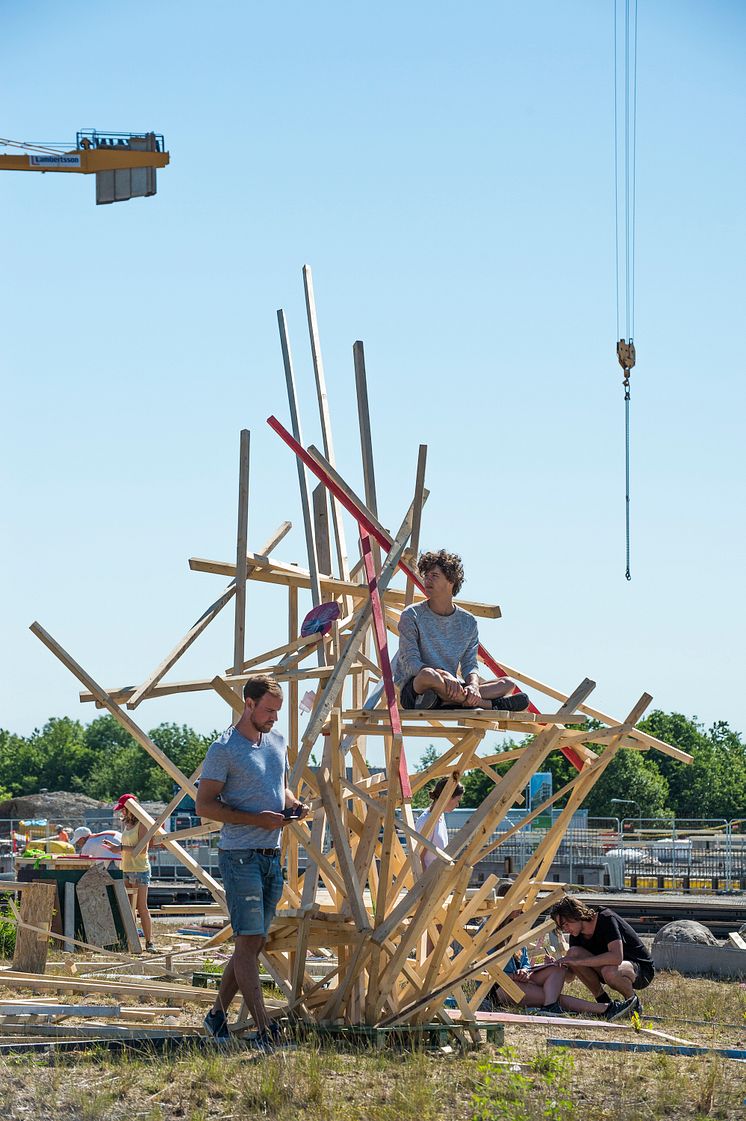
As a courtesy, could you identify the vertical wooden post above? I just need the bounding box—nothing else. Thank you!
[353,341,382,573]
[13,881,57,974]
[277,309,322,613]
[63,880,75,954]
[232,429,250,680]
[303,264,351,585]
[404,445,427,607]
[312,482,333,593]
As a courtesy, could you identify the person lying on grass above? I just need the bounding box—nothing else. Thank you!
[480,888,641,1021]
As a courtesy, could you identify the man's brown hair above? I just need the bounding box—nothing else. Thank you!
[243,675,283,703]
[549,896,597,924]
[417,549,465,596]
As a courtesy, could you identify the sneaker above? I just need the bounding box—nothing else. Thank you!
[203,1007,231,1042]
[145,941,158,953]
[604,995,640,1021]
[414,689,440,710]
[492,693,530,712]
[542,1001,566,1016]
[249,1031,276,1053]
[596,989,613,1005]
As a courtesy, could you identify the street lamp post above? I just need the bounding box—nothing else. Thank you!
[610,799,643,844]
[610,798,641,823]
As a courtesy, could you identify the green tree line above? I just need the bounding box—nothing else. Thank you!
[0,716,216,804]
[0,710,744,821]
[413,710,746,821]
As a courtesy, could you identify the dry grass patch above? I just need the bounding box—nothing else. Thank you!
[0,973,744,1120]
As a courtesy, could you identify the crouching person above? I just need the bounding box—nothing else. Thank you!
[549,895,654,1016]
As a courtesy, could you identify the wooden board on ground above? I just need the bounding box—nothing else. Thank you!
[76,865,119,949]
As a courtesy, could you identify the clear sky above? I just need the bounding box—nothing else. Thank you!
[2,1,744,758]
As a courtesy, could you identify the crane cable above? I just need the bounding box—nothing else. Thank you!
[614,0,638,581]
[0,137,71,155]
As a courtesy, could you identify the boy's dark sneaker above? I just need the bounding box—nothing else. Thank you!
[203,1007,231,1042]
[414,689,440,710]
[492,692,530,712]
[250,1026,297,1053]
[596,989,613,1005]
[249,1032,276,1053]
[604,995,640,1021]
[542,1002,566,1016]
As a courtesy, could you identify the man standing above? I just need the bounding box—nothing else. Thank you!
[550,896,654,1013]
[394,549,529,711]
[196,675,308,1049]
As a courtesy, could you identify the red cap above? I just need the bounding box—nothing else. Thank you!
[113,793,136,813]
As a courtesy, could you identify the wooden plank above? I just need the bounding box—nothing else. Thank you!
[232,428,251,678]
[76,865,119,949]
[234,630,323,674]
[12,882,56,973]
[353,340,382,573]
[371,678,596,950]
[277,307,322,612]
[0,971,218,1004]
[123,521,293,711]
[211,673,245,719]
[0,1003,123,1018]
[404,445,427,608]
[188,553,500,619]
[123,798,227,908]
[472,656,692,764]
[289,505,414,788]
[547,1038,746,1060]
[131,765,203,856]
[112,879,143,954]
[303,263,351,585]
[517,694,653,910]
[728,932,746,950]
[339,779,453,864]
[6,898,124,959]
[318,772,370,932]
[312,483,333,600]
[30,621,198,796]
[359,528,411,799]
[64,880,75,954]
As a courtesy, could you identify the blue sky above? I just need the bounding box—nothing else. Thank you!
[2,1,744,758]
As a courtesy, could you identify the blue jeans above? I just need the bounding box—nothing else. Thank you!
[123,869,151,886]
[219,849,284,936]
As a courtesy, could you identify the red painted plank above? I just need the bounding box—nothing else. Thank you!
[359,530,411,799]
[267,415,585,772]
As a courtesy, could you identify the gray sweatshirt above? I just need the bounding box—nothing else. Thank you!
[394,601,479,685]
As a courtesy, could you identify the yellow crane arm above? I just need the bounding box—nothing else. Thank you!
[0,148,169,174]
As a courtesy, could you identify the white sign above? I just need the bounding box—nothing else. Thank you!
[29,154,81,168]
[299,690,316,715]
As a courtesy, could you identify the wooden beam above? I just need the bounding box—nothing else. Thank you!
[303,264,351,585]
[30,622,198,797]
[289,504,414,788]
[188,553,500,618]
[404,445,427,608]
[277,308,322,612]
[232,428,251,679]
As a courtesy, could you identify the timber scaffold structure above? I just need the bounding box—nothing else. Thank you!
[30,266,690,1036]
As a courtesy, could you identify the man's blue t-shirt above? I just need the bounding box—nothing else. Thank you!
[201,726,287,850]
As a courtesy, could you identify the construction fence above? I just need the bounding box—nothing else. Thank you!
[2,816,746,893]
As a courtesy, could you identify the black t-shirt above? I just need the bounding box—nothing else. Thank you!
[569,908,652,966]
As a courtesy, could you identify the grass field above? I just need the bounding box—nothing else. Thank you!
[0,972,745,1120]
